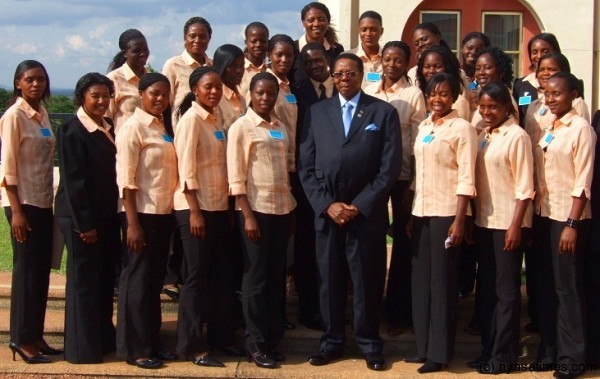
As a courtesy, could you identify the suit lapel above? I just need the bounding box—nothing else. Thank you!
[344,93,371,142]
[327,96,346,141]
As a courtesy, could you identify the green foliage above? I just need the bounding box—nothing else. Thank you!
[0,88,12,112]
[46,94,76,114]
[146,64,156,73]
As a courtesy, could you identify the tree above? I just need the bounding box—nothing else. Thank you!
[0,88,11,112]
[46,95,76,114]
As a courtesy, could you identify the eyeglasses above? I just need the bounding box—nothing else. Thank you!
[331,71,359,79]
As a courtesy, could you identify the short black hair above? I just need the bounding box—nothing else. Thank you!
[74,72,114,107]
[472,46,514,87]
[425,73,460,102]
[461,31,491,48]
[359,10,382,24]
[331,53,364,73]
[479,82,516,117]
[549,71,584,99]
[184,17,212,38]
[537,52,571,74]
[9,60,51,107]
[244,21,269,37]
[416,45,461,93]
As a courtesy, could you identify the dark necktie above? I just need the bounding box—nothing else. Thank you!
[319,83,327,100]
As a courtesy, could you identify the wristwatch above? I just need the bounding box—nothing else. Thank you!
[565,218,579,229]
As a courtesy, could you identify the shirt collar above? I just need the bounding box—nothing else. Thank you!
[298,34,331,51]
[222,85,242,101]
[375,76,409,94]
[246,107,282,128]
[354,44,382,62]
[338,91,361,109]
[245,57,266,71]
[554,109,578,128]
[522,72,540,90]
[267,68,290,89]
[122,63,144,81]
[425,109,459,126]
[182,49,212,67]
[133,107,164,130]
[484,116,518,136]
[190,101,218,122]
[309,76,333,94]
[16,97,46,123]
[77,107,112,133]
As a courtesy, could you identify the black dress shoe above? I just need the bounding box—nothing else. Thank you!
[529,356,555,371]
[553,369,581,379]
[248,352,277,369]
[417,360,445,374]
[267,350,285,362]
[403,356,426,363]
[156,351,177,361]
[38,345,63,355]
[308,350,342,366]
[477,361,512,375]
[8,342,52,364]
[283,318,296,330]
[127,358,163,369]
[365,353,386,371]
[466,355,489,368]
[192,354,224,367]
[218,345,246,357]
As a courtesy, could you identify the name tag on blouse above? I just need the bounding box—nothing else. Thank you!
[539,132,554,149]
[480,139,488,150]
[40,128,52,137]
[285,94,297,104]
[366,72,381,82]
[163,134,173,143]
[422,134,434,144]
[214,130,225,141]
[518,95,532,106]
[269,130,284,140]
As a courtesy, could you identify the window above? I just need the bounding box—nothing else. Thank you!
[482,12,523,77]
[420,11,461,54]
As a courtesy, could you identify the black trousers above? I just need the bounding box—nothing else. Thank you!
[550,219,588,371]
[411,216,460,364]
[5,205,52,345]
[475,227,523,365]
[316,216,387,355]
[174,210,237,355]
[239,212,290,353]
[116,213,173,361]
[59,215,120,363]
[585,218,600,364]
[385,180,412,327]
[290,172,321,325]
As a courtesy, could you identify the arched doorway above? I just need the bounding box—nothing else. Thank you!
[400,0,543,76]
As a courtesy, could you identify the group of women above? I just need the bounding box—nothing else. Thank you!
[0,2,598,377]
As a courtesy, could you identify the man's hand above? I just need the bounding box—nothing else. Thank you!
[326,202,357,226]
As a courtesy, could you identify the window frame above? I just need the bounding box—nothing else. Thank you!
[419,10,461,55]
[481,11,523,77]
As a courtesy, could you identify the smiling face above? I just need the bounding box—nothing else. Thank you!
[427,81,454,119]
[421,52,445,82]
[82,84,111,122]
[413,28,440,59]
[530,39,554,71]
[461,37,486,66]
[194,72,223,112]
[302,49,330,82]
[382,46,408,82]
[245,27,268,63]
[250,79,278,119]
[332,58,363,100]
[475,53,499,88]
[15,67,47,106]
[303,8,329,43]
[269,42,294,78]
[140,81,170,118]
[123,38,149,70]
[544,77,576,119]
[358,17,383,51]
[184,23,211,59]
[478,93,510,129]
[536,57,562,90]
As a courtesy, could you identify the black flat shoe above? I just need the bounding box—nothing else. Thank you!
[162,285,180,300]
[365,353,386,371]
[248,351,277,369]
[156,351,177,361]
[417,360,445,374]
[127,357,163,369]
[218,345,246,357]
[404,356,426,363]
[308,350,342,366]
[8,342,52,364]
[267,349,285,362]
[192,354,224,367]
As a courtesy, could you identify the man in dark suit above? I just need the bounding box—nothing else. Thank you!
[298,53,401,371]
[291,42,334,330]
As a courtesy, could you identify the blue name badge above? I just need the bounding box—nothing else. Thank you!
[518,95,532,106]
[366,72,381,82]
[538,107,547,116]
[468,81,478,90]
[163,134,173,143]
[544,133,554,144]
[214,130,225,141]
[480,139,488,150]
[285,93,297,104]
[269,130,284,140]
[422,134,434,144]
[40,128,52,137]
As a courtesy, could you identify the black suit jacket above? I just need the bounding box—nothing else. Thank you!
[292,78,337,146]
[298,91,402,231]
[55,115,118,232]
[513,77,538,126]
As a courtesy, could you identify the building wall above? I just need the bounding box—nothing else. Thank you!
[321,0,598,112]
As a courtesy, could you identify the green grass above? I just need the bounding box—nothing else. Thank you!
[0,219,66,274]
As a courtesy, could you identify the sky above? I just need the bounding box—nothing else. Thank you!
[0,0,307,90]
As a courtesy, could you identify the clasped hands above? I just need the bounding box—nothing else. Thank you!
[327,202,359,226]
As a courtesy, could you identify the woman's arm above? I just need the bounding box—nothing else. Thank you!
[237,194,260,242]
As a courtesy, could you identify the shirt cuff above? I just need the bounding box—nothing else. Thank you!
[229,184,247,196]
[456,183,476,197]
[1,175,17,187]
[515,190,535,200]
[571,186,591,200]
[119,184,139,198]
[182,179,199,191]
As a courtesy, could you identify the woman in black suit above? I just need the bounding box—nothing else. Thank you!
[55,72,121,363]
